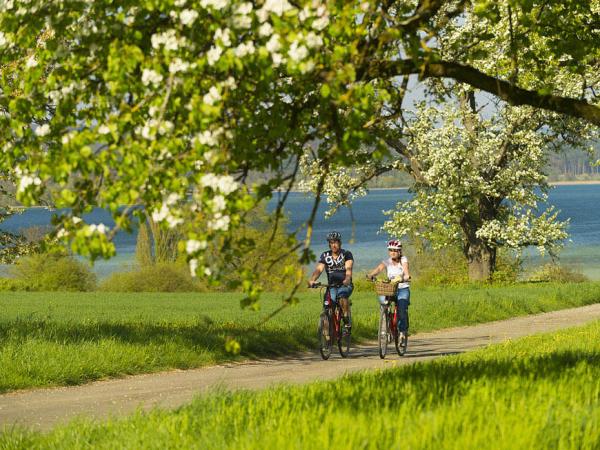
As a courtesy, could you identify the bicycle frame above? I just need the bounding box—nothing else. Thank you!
[323,287,342,341]
[384,296,399,339]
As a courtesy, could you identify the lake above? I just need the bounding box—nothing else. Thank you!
[2,184,600,279]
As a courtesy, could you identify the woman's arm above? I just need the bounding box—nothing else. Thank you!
[402,259,410,282]
[366,262,386,280]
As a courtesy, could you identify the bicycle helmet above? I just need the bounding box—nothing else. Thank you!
[387,239,402,250]
[326,231,342,242]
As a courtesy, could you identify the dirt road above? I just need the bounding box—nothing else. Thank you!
[2,303,600,432]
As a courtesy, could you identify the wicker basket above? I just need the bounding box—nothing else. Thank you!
[374,280,399,296]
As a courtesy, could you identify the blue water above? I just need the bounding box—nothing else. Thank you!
[2,185,600,278]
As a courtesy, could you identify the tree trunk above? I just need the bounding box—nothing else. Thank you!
[465,241,496,282]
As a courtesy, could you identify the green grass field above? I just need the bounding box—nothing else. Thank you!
[1,282,599,393]
[3,320,599,449]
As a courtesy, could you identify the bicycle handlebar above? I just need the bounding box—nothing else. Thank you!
[309,282,343,289]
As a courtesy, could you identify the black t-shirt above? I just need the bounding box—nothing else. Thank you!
[318,249,354,285]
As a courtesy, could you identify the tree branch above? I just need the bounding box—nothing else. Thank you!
[370,59,600,125]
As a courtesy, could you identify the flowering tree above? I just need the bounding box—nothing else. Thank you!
[0,1,598,301]
[383,91,575,281]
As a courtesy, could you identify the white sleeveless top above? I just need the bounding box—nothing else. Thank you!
[383,256,409,289]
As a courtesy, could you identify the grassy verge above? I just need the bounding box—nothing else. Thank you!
[3,320,600,449]
[0,282,599,393]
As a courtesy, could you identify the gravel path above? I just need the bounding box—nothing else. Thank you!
[2,303,600,432]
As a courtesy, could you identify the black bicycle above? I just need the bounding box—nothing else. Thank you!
[311,282,351,360]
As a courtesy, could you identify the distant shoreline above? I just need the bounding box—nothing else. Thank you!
[549,180,600,186]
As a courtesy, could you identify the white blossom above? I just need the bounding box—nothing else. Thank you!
[25,56,38,68]
[214,28,231,47]
[203,86,221,106]
[233,15,252,29]
[151,204,170,222]
[288,41,308,62]
[223,76,237,89]
[88,223,109,235]
[17,174,42,193]
[271,53,284,66]
[236,2,252,14]
[169,58,190,73]
[34,124,50,137]
[0,31,7,47]
[261,0,293,16]
[166,193,181,206]
[200,0,228,10]
[179,9,198,26]
[259,22,273,37]
[200,173,239,194]
[151,30,180,51]
[141,69,163,86]
[189,258,199,277]
[212,194,226,212]
[98,125,110,135]
[299,7,311,21]
[195,129,220,146]
[208,213,230,231]
[265,34,281,53]
[312,16,329,31]
[305,32,323,48]
[186,239,208,254]
[234,41,255,58]
[207,46,222,66]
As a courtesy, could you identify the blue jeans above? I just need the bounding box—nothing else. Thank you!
[378,287,410,333]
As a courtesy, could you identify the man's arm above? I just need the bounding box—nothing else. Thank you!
[308,263,325,287]
[343,259,353,286]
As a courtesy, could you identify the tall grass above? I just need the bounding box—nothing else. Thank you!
[1,282,599,392]
[3,321,600,449]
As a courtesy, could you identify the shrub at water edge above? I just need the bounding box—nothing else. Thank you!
[9,253,96,291]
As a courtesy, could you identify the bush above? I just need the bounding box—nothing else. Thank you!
[99,263,202,292]
[10,254,97,291]
[0,277,36,291]
[525,263,588,283]
[410,246,469,286]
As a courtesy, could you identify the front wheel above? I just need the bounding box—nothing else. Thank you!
[378,306,388,359]
[395,331,408,356]
[318,311,333,360]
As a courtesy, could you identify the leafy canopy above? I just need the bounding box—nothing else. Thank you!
[0,0,598,301]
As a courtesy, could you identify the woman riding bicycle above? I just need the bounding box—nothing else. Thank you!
[366,239,411,340]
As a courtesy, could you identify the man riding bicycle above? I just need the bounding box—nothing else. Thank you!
[366,239,411,341]
[308,231,354,332]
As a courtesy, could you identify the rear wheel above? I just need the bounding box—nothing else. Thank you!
[318,311,333,360]
[338,307,351,358]
[378,305,388,359]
